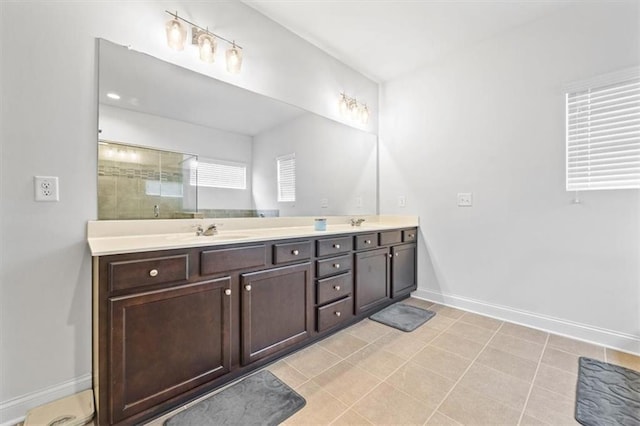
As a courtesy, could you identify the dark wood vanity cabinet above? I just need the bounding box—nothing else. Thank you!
[94,226,418,425]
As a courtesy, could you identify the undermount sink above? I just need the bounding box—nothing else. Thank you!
[164,233,252,242]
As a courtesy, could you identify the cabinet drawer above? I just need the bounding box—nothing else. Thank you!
[317,272,352,305]
[108,254,189,292]
[402,229,417,242]
[379,230,402,246]
[316,236,352,257]
[201,245,266,275]
[273,241,312,264]
[317,297,353,332]
[355,233,378,250]
[316,254,352,278]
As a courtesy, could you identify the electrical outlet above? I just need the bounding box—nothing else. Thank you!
[398,195,406,207]
[355,196,363,208]
[457,192,472,207]
[320,198,329,208]
[34,176,60,202]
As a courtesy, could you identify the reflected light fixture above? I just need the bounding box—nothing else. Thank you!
[164,10,243,73]
[338,93,370,125]
[106,92,121,100]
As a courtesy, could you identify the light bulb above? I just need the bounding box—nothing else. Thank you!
[226,42,243,74]
[338,95,349,116]
[360,105,370,124]
[198,33,216,63]
[349,99,359,120]
[165,17,186,50]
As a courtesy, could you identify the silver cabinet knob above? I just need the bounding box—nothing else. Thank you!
[334,244,340,249]
[334,263,340,269]
[334,285,341,291]
[395,252,399,257]
[292,249,299,255]
[334,311,341,317]
[149,269,158,277]
[388,254,393,258]
[224,289,231,296]
[408,234,415,238]
[245,284,252,291]
[365,240,371,244]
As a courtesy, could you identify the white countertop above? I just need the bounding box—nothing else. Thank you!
[87,216,419,256]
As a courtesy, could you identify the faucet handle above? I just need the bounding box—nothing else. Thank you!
[193,224,204,236]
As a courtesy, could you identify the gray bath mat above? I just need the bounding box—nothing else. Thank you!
[164,370,305,426]
[369,303,435,332]
[575,357,640,426]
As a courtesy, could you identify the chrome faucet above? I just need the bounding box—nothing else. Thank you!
[350,218,366,227]
[203,224,219,236]
[194,224,204,236]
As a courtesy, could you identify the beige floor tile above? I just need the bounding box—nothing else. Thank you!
[431,332,485,360]
[312,360,382,406]
[547,334,605,359]
[385,361,455,406]
[421,314,457,332]
[456,363,531,411]
[318,331,369,359]
[519,414,550,425]
[410,323,443,343]
[411,345,472,381]
[606,348,640,371]
[475,346,539,382]
[426,411,462,425]
[346,342,406,379]
[489,333,545,362]
[266,360,309,389]
[523,385,578,425]
[446,320,496,345]
[459,311,503,331]
[285,381,349,425]
[374,329,429,359]
[285,345,342,378]
[352,382,434,425]
[499,322,548,345]
[345,319,392,343]
[438,384,522,426]
[428,303,466,319]
[330,409,373,425]
[404,297,435,310]
[533,363,577,399]
[540,346,582,375]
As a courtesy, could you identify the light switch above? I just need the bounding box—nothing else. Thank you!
[320,198,329,208]
[457,193,473,207]
[355,196,363,208]
[398,195,406,207]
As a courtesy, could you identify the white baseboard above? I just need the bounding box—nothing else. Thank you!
[0,373,92,426]
[413,288,640,356]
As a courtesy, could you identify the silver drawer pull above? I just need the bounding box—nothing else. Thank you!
[334,311,341,317]
[334,285,341,291]
[149,269,158,277]
[245,284,252,292]
[365,239,371,244]
[333,263,340,269]
[408,234,415,238]
[224,289,231,296]
[334,244,340,249]
[291,249,299,255]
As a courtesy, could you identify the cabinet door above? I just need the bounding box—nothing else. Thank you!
[241,263,312,365]
[355,248,390,314]
[391,243,417,298]
[108,278,231,424]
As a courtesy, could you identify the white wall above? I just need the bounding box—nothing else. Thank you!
[380,3,640,352]
[99,105,254,210]
[252,113,377,216]
[0,1,377,422]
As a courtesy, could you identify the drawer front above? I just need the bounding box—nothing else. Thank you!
[316,255,352,278]
[273,240,312,264]
[317,272,352,305]
[109,254,189,292]
[402,229,417,242]
[355,233,378,250]
[317,297,353,332]
[316,237,352,257]
[201,245,266,275]
[379,230,402,246]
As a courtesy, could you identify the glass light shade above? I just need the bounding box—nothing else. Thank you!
[166,18,187,50]
[360,105,370,124]
[338,95,349,116]
[349,99,359,120]
[198,33,217,63]
[226,44,243,74]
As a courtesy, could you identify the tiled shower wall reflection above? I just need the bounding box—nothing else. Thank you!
[98,142,197,219]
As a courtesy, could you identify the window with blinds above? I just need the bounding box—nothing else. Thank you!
[277,154,296,202]
[190,159,247,189]
[566,68,640,191]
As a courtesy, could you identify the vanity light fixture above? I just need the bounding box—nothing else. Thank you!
[164,10,244,73]
[106,92,121,100]
[338,93,370,125]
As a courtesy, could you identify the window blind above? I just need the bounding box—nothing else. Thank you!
[566,71,640,191]
[190,159,247,190]
[277,154,296,202]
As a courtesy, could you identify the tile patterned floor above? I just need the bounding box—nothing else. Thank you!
[147,297,640,426]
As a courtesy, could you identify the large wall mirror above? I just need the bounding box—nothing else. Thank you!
[97,39,378,220]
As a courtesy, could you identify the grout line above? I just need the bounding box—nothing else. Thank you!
[517,333,550,425]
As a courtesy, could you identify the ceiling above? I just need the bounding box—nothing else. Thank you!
[243,0,577,82]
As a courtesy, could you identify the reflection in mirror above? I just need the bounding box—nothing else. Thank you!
[98,39,378,219]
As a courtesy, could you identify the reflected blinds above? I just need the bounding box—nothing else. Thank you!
[566,70,640,191]
[190,159,247,189]
[277,154,296,202]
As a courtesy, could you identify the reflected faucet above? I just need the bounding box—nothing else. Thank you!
[350,218,365,227]
[194,224,204,236]
[203,224,219,236]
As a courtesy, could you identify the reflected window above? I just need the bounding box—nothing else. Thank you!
[191,158,247,190]
[277,154,296,202]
